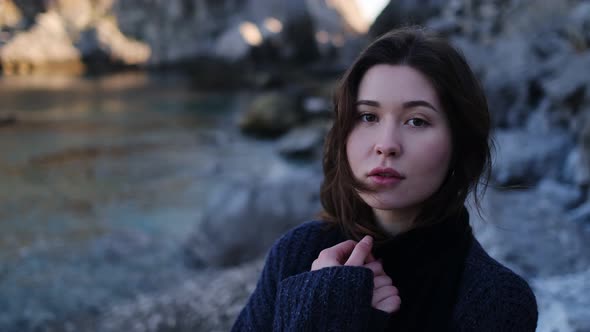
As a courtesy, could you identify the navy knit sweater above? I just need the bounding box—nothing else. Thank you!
[232,221,538,331]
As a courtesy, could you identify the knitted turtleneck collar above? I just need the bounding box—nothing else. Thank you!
[373,207,473,331]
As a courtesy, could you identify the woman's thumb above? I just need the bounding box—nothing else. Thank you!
[345,235,373,266]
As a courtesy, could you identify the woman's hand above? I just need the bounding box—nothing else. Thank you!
[364,255,401,314]
[311,235,373,270]
[310,236,401,314]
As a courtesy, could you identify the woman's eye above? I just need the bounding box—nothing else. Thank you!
[359,113,377,122]
[407,118,428,127]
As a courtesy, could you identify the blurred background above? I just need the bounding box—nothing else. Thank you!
[0,0,589,331]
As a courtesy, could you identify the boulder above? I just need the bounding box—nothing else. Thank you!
[492,129,572,186]
[550,104,590,188]
[238,92,302,138]
[472,187,590,279]
[0,0,23,28]
[302,96,331,116]
[213,22,256,63]
[0,114,17,127]
[479,36,539,128]
[541,53,590,111]
[78,17,151,66]
[533,268,590,332]
[524,100,560,135]
[566,202,590,226]
[50,0,93,31]
[563,146,590,187]
[530,29,575,61]
[0,11,82,74]
[536,179,583,209]
[300,80,336,116]
[183,166,322,267]
[563,1,590,51]
[276,122,329,159]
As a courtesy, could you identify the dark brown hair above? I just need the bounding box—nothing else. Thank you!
[320,26,492,241]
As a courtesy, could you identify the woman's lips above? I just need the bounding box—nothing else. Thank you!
[367,167,404,186]
[368,174,403,186]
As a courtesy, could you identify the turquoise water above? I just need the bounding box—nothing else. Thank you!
[0,72,233,257]
[0,71,280,330]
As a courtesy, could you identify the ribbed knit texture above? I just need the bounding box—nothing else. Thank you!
[231,221,538,331]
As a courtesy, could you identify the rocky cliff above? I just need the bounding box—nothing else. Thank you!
[0,0,367,74]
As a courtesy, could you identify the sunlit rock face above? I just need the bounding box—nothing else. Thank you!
[111,0,367,65]
[0,11,83,75]
[0,0,368,74]
[0,0,23,28]
[0,0,150,74]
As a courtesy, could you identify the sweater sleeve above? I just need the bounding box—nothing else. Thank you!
[273,266,389,331]
[231,223,391,332]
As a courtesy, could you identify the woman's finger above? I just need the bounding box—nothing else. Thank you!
[375,295,401,314]
[372,285,399,306]
[373,275,392,289]
[317,240,357,263]
[363,261,385,277]
[345,235,373,266]
[311,240,357,270]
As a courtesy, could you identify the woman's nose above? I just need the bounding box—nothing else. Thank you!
[374,126,401,157]
[375,143,400,156]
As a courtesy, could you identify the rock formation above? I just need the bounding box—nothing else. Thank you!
[0,0,370,74]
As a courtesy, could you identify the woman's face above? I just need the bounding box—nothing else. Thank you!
[346,64,452,224]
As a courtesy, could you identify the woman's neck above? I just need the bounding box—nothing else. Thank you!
[373,208,417,236]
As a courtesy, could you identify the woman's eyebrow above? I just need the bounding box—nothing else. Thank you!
[355,100,380,107]
[403,100,439,113]
[356,99,439,112]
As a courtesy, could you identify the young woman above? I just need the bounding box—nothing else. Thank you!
[232,27,538,331]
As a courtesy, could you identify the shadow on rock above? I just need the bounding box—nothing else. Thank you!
[183,169,322,268]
